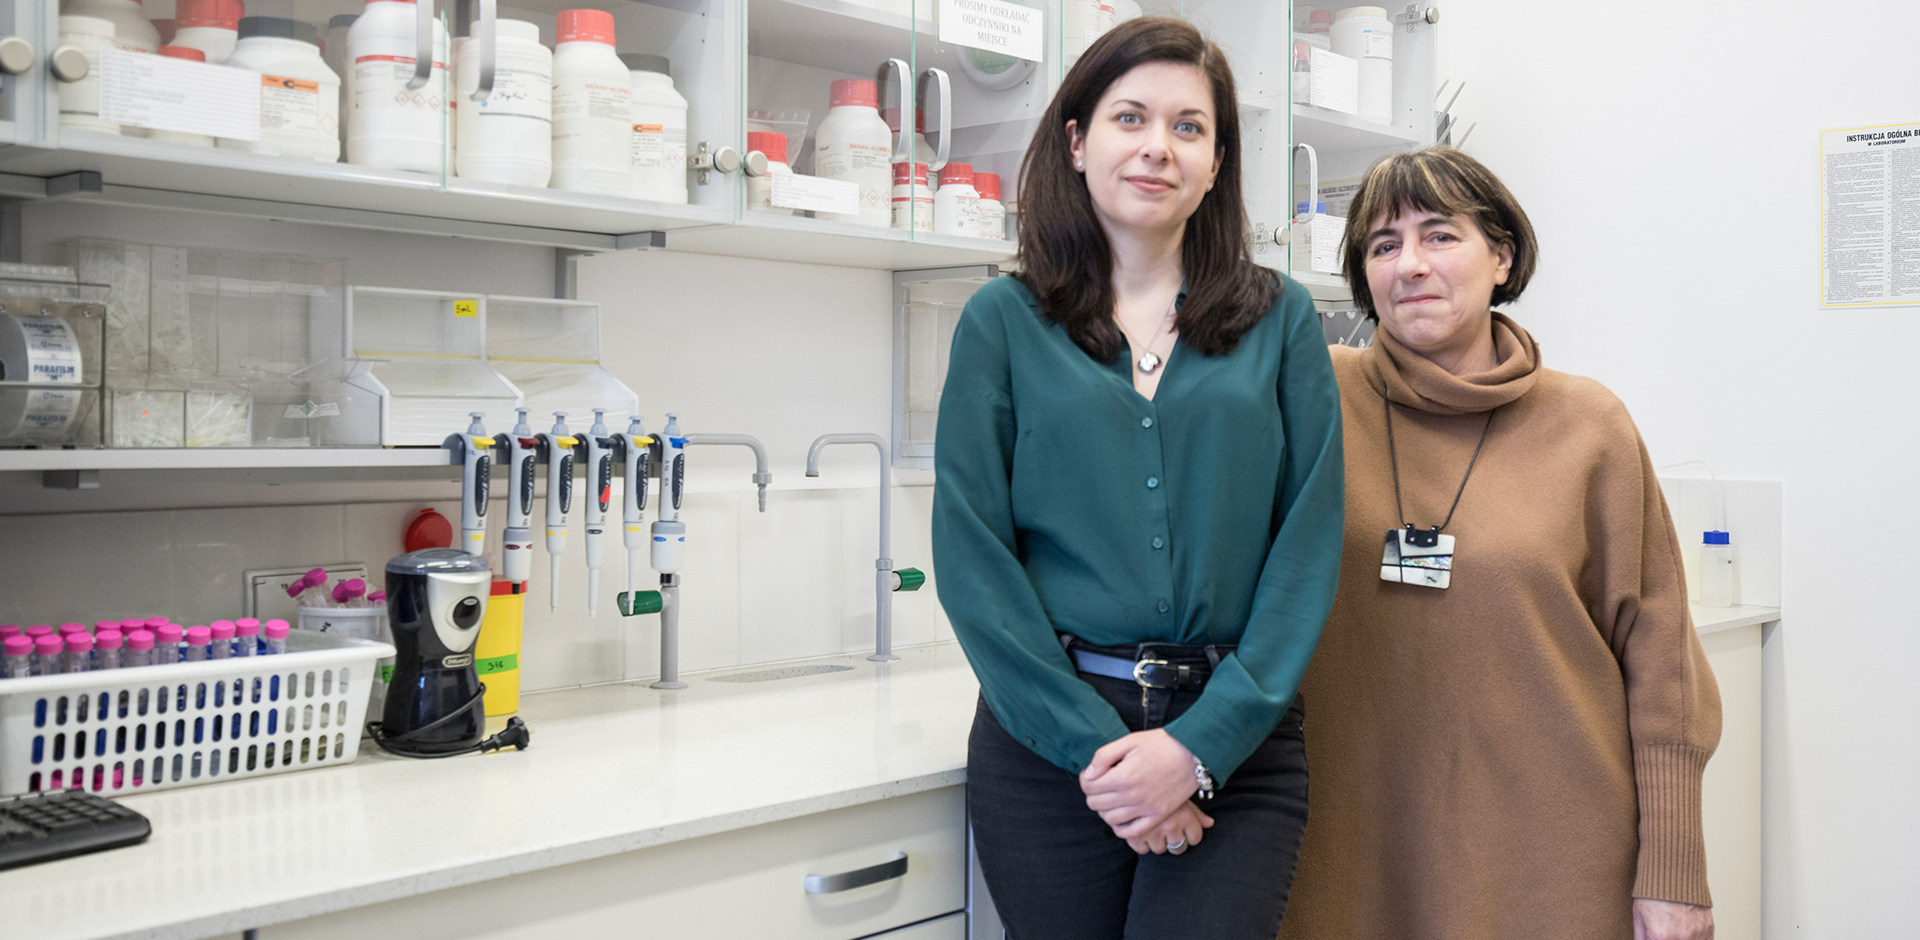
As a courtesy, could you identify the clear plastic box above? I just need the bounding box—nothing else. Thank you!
[485,295,637,429]
[60,239,371,448]
[0,278,108,449]
[343,287,524,445]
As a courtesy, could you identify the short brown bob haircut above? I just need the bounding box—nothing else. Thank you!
[1339,147,1539,321]
[1016,17,1274,361]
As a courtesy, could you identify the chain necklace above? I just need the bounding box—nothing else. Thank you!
[1378,393,1497,590]
[1115,292,1180,375]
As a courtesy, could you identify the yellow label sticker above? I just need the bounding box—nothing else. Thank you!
[454,300,479,318]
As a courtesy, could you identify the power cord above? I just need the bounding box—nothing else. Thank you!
[366,688,532,759]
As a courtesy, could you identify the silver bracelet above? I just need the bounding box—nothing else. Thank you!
[1193,758,1216,801]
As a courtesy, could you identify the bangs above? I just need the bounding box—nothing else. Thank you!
[1349,155,1491,234]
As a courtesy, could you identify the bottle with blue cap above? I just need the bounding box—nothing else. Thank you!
[1700,530,1733,608]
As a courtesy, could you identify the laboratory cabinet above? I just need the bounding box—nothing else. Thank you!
[0,0,1437,270]
[251,784,971,940]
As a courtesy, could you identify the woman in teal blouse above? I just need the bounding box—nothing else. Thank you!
[931,17,1345,940]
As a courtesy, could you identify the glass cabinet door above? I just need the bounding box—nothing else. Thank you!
[1,0,46,143]
[741,0,917,233]
[905,0,1047,242]
[443,0,734,216]
[32,0,452,178]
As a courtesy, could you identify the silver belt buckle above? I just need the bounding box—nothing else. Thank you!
[1132,657,1173,689]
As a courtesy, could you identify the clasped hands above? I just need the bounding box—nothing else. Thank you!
[1079,728,1213,856]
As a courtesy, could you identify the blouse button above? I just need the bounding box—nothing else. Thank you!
[1151,537,1164,549]
[1141,417,1154,429]
[1146,477,1159,489]
[1157,600,1171,614]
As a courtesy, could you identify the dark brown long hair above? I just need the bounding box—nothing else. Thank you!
[1016,17,1274,362]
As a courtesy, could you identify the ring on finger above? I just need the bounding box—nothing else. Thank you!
[1167,838,1186,853]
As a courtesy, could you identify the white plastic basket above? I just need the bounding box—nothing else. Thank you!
[0,631,396,797]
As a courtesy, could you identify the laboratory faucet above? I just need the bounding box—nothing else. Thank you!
[685,433,772,512]
[635,420,773,690]
[805,433,924,663]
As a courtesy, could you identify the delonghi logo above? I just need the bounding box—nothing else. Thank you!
[442,654,474,669]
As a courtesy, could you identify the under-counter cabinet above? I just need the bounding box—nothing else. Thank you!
[256,786,968,940]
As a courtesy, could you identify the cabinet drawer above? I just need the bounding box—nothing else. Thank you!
[262,786,967,940]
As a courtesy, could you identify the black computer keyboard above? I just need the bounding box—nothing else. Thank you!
[0,788,151,870]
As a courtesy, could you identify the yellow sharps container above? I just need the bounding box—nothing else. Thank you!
[477,579,524,717]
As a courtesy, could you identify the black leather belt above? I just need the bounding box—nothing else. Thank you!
[1062,634,1232,692]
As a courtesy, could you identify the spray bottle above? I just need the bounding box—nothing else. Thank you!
[584,409,616,617]
[443,412,495,556]
[537,413,579,612]
[501,408,538,586]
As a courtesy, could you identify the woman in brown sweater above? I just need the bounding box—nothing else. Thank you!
[1277,148,1721,940]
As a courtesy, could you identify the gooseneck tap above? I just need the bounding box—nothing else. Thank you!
[805,433,923,663]
[685,433,772,512]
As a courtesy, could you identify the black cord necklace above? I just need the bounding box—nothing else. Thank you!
[1380,391,1497,589]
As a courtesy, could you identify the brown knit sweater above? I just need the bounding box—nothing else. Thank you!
[1278,314,1721,940]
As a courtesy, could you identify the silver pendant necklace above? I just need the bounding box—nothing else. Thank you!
[1118,292,1179,375]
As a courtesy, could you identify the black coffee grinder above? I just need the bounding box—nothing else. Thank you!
[370,549,529,758]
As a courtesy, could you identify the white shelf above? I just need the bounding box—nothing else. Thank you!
[1294,271,1353,302]
[1691,604,1780,637]
[0,133,1015,269]
[0,447,452,472]
[1287,102,1426,153]
[671,212,1013,269]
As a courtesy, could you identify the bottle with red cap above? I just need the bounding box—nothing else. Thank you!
[149,47,217,147]
[744,130,796,215]
[882,106,937,190]
[346,0,450,173]
[933,161,980,238]
[550,9,633,196]
[891,162,933,233]
[814,78,893,228]
[172,0,241,63]
[974,171,1006,240]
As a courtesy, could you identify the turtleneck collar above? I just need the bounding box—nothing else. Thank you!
[1359,312,1542,416]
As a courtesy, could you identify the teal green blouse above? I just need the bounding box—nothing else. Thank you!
[931,275,1344,784]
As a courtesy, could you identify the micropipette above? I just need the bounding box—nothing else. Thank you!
[584,409,615,617]
[443,412,495,557]
[538,412,579,612]
[649,413,688,690]
[620,416,653,594]
[501,408,537,586]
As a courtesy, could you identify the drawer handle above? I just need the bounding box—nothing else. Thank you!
[804,852,909,895]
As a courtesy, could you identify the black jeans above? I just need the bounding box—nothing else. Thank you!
[968,662,1309,940]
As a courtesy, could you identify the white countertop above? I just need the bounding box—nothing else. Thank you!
[2,604,1775,940]
[1691,604,1782,636]
[1,644,982,940]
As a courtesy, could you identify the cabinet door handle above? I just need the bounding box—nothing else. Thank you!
[469,0,496,103]
[1291,142,1318,225]
[923,67,951,173]
[0,36,35,76]
[407,0,434,91]
[804,852,909,894]
[49,45,88,83]
[881,57,913,163]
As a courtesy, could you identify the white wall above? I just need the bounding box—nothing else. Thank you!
[2,204,949,691]
[1441,1,1920,933]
